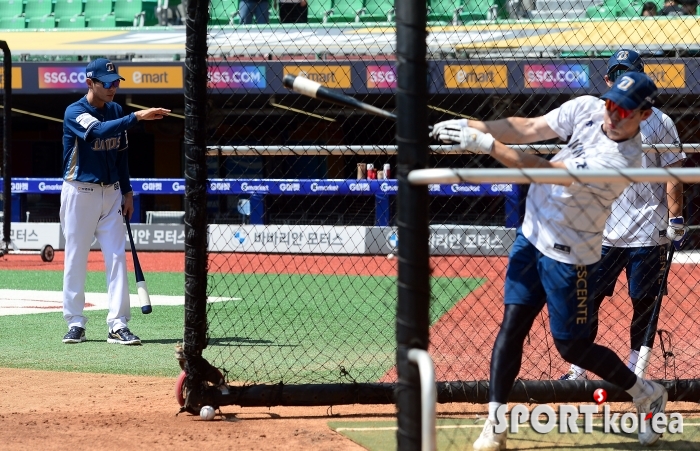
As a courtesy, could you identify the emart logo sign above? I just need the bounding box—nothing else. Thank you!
[119,66,183,89]
[493,404,683,435]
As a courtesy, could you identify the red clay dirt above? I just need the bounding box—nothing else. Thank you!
[2,251,700,450]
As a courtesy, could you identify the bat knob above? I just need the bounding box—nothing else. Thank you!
[282,74,295,89]
[141,305,152,314]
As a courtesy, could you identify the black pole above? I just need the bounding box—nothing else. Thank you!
[183,0,209,399]
[395,0,430,449]
[0,41,11,248]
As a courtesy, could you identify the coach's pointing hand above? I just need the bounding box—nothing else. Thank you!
[135,108,171,121]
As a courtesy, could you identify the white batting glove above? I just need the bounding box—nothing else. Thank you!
[443,126,496,154]
[667,216,688,250]
[430,119,469,140]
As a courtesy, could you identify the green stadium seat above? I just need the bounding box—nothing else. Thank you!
[24,0,53,20]
[26,14,55,27]
[210,0,237,25]
[307,0,333,23]
[0,0,24,19]
[325,0,365,23]
[358,0,395,22]
[87,14,116,26]
[268,5,279,24]
[429,0,498,24]
[114,0,145,26]
[586,0,640,18]
[57,14,86,27]
[463,0,506,21]
[0,15,25,28]
[53,0,83,18]
[84,0,114,23]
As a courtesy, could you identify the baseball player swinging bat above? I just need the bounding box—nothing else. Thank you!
[635,245,674,377]
[125,219,152,314]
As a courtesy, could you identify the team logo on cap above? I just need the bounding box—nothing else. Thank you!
[617,75,635,90]
[105,62,115,72]
[616,50,629,61]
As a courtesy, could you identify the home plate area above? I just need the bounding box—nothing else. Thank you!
[0,289,239,316]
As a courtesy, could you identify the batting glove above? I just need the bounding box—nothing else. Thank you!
[667,216,688,250]
[430,119,469,140]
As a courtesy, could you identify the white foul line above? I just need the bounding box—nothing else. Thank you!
[0,289,240,316]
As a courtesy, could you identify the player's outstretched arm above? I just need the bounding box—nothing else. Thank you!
[134,108,171,121]
[431,116,559,145]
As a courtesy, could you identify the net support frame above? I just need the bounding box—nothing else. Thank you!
[1,40,11,248]
[394,0,431,448]
[408,168,700,185]
[408,349,437,451]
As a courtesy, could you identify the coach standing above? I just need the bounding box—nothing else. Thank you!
[60,58,170,345]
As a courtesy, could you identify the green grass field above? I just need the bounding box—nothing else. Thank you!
[0,270,482,383]
[329,418,700,451]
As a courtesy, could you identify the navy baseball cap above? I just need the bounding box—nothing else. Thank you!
[601,72,658,110]
[85,58,125,83]
[607,49,644,76]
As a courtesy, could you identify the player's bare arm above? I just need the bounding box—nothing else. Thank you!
[430,116,559,146]
[666,160,684,218]
[490,141,568,170]
[469,116,560,144]
[134,108,171,121]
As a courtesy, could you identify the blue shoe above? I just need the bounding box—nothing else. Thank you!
[63,326,86,344]
[107,328,141,345]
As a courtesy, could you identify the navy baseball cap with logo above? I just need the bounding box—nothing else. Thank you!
[607,49,644,81]
[601,72,658,110]
[85,58,125,83]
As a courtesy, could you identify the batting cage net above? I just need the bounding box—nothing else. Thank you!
[182,0,700,420]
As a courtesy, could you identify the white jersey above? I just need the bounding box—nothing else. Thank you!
[521,96,643,265]
[602,107,684,247]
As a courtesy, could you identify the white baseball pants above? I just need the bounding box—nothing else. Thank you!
[60,181,131,332]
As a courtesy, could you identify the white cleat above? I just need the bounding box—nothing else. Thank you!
[634,381,668,446]
[473,418,507,451]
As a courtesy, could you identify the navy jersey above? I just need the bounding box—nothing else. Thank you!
[62,96,138,194]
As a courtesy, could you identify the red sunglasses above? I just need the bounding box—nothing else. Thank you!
[605,99,636,119]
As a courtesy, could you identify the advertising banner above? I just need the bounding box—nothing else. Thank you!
[7,223,62,250]
[209,224,367,254]
[283,65,352,89]
[56,224,185,251]
[366,226,516,256]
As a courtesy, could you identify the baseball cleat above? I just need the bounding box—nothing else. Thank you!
[107,328,142,345]
[63,326,86,344]
[473,418,507,451]
[559,370,588,381]
[634,381,668,446]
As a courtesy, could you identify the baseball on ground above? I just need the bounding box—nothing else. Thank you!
[387,253,395,260]
[200,405,216,420]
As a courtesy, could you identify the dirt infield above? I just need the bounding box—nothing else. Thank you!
[2,366,698,451]
[0,367,385,451]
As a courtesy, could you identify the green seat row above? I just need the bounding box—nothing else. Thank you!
[209,0,505,26]
[0,0,144,29]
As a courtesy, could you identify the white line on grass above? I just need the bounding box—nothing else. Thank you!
[335,422,700,432]
[0,289,241,316]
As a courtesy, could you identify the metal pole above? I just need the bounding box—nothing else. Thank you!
[0,41,11,249]
[395,0,430,449]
